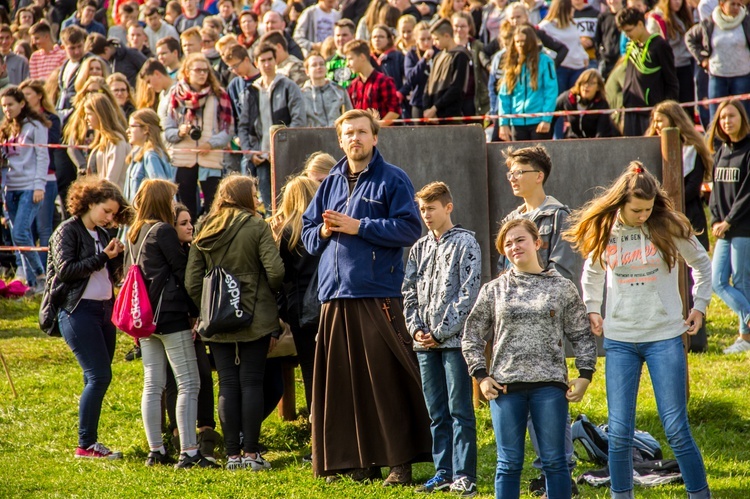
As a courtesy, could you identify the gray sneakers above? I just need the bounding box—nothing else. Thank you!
[723,337,750,354]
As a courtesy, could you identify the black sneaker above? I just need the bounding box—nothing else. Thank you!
[302,453,312,463]
[125,345,142,361]
[571,478,579,497]
[174,451,221,469]
[529,475,546,497]
[145,450,175,466]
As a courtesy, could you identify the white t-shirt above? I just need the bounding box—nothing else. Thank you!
[145,22,180,54]
[538,20,589,70]
[81,229,112,301]
[314,8,339,42]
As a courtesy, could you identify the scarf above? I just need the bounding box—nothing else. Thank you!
[169,80,234,134]
[712,6,746,31]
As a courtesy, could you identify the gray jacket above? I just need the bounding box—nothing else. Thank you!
[301,80,352,127]
[496,195,580,288]
[4,53,29,85]
[402,226,482,350]
[462,268,596,386]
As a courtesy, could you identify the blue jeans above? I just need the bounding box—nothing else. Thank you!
[708,74,750,122]
[5,189,44,284]
[712,237,750,334]
[604,336,709,498]
[58,300,116,449]
[417,350,477,482]
[490,386,570,499]
[34,180,58,272]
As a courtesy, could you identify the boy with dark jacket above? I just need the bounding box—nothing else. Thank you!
[403,182,481,496]
[595,0,623,79]
[423,19,472,119]
[616,7,678,136]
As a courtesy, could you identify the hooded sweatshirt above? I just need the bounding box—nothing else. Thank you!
[582,219,712,344]
[301,80,353,127]
[622,33,679,108]
[402,226,482,350]
[462,268,597,391]
[3,118,49,192]
[709,135,750,237]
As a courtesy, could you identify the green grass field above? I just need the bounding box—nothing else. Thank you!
[1,293,750,498]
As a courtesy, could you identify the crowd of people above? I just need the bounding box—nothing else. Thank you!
[1,0,749,497]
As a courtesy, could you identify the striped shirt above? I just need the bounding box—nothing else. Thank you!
[29,45,68,81]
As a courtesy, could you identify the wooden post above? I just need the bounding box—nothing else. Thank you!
[277,360,297,421]
[661,127,691,399]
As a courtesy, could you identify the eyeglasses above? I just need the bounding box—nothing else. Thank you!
[227,60,243,71]
[454,24,469,30]
[190,67,210,74]
[506,170,539,180]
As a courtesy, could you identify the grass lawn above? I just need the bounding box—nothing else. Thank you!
[1,293,750,498]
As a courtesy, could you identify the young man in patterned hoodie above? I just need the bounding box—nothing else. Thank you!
[402,182,482,497]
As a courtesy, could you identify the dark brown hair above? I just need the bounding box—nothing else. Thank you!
[66,176,132,225]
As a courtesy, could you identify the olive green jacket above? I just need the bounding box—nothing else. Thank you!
[186,208,284,343]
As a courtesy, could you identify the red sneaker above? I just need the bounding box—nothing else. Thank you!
[75,442,123,460]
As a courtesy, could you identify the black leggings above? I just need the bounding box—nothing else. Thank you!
[166,337,215,432]
[175,166,221,222]
[290,321,317,412]
[211,336,270,456]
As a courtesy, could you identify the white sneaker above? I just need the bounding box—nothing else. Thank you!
[242,453,271,471]
[723,337,750,354]
[226,456,243,470]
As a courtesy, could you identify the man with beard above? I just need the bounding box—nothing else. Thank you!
[302,109,432,486]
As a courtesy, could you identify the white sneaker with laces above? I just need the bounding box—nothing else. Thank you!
[242,453,272,471]
[226,456,243,470]
[723,337,750,354]
[449,476,477,497]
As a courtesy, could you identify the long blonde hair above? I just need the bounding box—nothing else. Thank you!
[504,25,540,93]
[562,162,694,270]
[271,175,320,250]
[125,109,169,164]
[107,72,136,109]
[85,92,128,153]
[128,179,178,244]
[74,57,111,94]
[645,100,713,181]
[63,77,126,145]
[544,0,573,28]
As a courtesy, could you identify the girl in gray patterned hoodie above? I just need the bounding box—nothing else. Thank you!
[462,218,596,499]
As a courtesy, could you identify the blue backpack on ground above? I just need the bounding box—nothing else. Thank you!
[571,414,663,465]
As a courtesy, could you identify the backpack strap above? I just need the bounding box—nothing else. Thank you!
[128,222,163,266]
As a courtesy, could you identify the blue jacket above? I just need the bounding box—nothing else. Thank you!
[302,148,421,302]
[498,52,557,127]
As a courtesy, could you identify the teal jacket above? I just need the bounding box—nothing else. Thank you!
[498,53,557,127]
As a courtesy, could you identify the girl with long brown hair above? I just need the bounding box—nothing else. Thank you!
[164,53,233,221]
[563,163,712,499]
[0,86,51,292]
[185,174,284,471]
[126,179,213,469]
[107,72,136,120]
[704,99,750,354]
[497,25,557,141]
[19,79,61,269]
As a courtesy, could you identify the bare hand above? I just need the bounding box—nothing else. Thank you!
[498,126,511,141]
[415,330,439,348]
[712,221,730,239]
[322,210,360,235]
[33,189,44,203]
[423,106,438,119]
[178,124,191,138]
[319,223,332,239]
[701,59,709,70]
[103,239,124,259]
[423,48,434,61]
[589,312,603,336]
[684,309,704,335]
[580,37,593,49]
[252,154,267,166]
[268,336,278,353]
[567,378,591,402]
[479,377,506,400]
[536,121,551,134]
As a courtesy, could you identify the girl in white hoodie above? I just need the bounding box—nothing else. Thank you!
[564,163,712,499]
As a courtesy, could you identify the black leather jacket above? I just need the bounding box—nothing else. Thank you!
[48,216,123,313]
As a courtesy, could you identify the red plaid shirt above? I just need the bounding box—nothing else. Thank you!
[29,45,68,81]
[347,70,400,119]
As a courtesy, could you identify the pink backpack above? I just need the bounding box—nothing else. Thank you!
[112,224,162,339]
